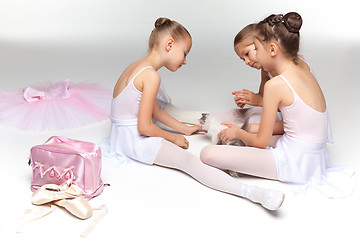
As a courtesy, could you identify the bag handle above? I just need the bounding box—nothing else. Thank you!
[44,136,99,153]
[45,136,81,148]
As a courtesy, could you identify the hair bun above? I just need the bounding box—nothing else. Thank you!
[282,12,302,33]
[154,17,172,28]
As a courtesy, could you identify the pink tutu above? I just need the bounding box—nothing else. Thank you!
[0,79,112,131]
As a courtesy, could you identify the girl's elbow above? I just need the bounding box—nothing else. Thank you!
[251,134,271,149]
[138,124,150,136]
[253,139,269,149]
[257,143,268,149]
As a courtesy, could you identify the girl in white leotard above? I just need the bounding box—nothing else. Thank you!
[201,12,355,197]
[233,23,315,109]
[100,17,285,211]
[231,23,313,137]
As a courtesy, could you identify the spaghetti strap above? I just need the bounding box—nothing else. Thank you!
[278,75,296,95]
[129,66,153,83]
[113,66,154,100]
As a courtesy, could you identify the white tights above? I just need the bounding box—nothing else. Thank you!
[200,145,278,180]
[154,140,284,210]
[155,140,249,197]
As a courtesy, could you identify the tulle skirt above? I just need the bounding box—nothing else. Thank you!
[0,79,112,131]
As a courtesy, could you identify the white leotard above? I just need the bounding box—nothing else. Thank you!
[100,66,163,165]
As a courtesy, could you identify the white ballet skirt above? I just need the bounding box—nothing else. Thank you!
[99,82,169,167]
[0,79,112,131]
[270,124,356,199]
[99,66,170,167]
[100,116,164,167]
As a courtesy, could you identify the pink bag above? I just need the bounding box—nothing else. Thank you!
[29,136,104,200]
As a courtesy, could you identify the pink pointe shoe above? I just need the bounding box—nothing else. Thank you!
[54,197,93,220]
[32,180,83,205]
[31,180,93,219]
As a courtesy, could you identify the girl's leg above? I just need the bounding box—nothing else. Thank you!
[200,145,278,180]
[154,140,284,211]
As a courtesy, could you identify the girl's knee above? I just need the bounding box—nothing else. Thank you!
[200,145,216,164]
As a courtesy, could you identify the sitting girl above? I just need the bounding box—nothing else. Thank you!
[100,17,285,210]
[231,22,317,142]
[201,12,352,196]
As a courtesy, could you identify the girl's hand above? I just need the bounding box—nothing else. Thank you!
[218,123,241,143]
[173,134,189,149]
[184,124,203,136]
[232,89,262,108]
[232,90,246,108]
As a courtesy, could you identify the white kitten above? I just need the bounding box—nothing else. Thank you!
[199,114,248,146]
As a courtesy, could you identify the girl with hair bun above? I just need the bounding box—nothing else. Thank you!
[232,18,312,110]
[230,18,314,145]
[100,17,285,211]
[201,12,355,198]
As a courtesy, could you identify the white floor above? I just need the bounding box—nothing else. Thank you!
[1,2,360,239]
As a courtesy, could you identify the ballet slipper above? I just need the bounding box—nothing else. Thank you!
[54,196,93,220]
[32,180,83,205]
[258,188,285,211]
[243,185,285,211]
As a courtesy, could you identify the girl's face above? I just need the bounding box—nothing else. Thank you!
[253,38,272,72]
[166,36,192,72]
[235,38,262,70]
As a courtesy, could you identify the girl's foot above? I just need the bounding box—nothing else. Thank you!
[243,185,285,211]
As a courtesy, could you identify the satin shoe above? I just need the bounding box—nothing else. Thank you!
[32,180,83,205]
[54,197,93,220]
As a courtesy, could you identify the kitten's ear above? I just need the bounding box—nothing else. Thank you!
[199,113,209,124]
